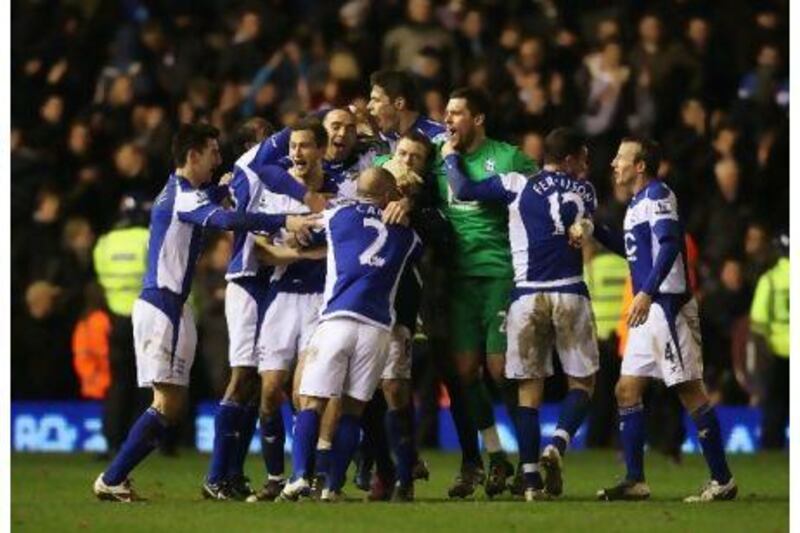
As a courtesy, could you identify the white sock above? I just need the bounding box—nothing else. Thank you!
[316,438,332,451]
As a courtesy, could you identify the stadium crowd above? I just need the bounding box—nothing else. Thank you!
[11,0,789,452]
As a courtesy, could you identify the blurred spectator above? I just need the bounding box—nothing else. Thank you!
[71,282,111,401]
[750,234,789,449]
[93,194,151,453]
[689,157,752,274]
[382,0,456,80]
[700,258,751,398]
[519,131,544,167]
[663,98,713,210]
[742,223,775,290]
[14,280,77,399]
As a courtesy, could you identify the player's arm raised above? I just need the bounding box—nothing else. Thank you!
[441,140,515,203]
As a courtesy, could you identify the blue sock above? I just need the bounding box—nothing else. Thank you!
[692,404,732,484]
[553,389,591,456]
[260,412,286,478]
[386,407,414,488]
[228,403,258,480]
[207,401,243,484]
[515,406,543,489]
[290,410,319,481]
[328,414,361,491]
[315,447,331,478]
[103,407,168,485]
[619,404,646,482]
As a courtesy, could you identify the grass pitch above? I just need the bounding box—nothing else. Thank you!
[12,450,788,532]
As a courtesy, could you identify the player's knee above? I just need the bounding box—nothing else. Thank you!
[487,356,505,385]
[568,374,595,396]
[224,368,258,404]
[341,395,366,417]
[382,379,410,409]
[517,379,543,408]
[151,384,187,425]
[300,395,326,414]
[675,380,709,413]
[454,354,479,382]
[614,380,640,407]
[259,376,284,416]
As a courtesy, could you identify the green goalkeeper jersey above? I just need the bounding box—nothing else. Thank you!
[434,138,537,278]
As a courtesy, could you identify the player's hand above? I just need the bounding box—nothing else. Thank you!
[299,246,328,260]
[441,137,458,158]
[383,197,411,225]
[286,214,322,245]
[568,218,594,248]
[218,172,234,186]
[303,191,332,213]
[627,292,652,328]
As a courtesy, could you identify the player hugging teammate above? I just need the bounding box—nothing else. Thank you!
[94,70,737,505]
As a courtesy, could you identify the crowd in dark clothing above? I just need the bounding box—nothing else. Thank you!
[11,0,788,409]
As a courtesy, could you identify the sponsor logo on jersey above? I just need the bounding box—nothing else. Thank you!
[485,158,496,173]
[654,200,672,215]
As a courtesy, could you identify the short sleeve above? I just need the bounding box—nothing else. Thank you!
[647,185,679,225]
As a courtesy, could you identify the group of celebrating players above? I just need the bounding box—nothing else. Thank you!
[92,69,738,505]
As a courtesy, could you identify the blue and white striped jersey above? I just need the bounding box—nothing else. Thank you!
[380,115,447,152]
[226,129,309,279]
[263,173,341,294]
[319,202,422,329]
[445,157,596,291]
[143,173,287,302]
[226,145,270,280]
[323,149,378,200]
[622,180,689,298]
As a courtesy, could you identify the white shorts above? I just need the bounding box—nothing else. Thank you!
[132,298,197,388]
[257,292,323,372]
[226,279,270,368]
[381,325,412,380]
[299,318,391,402]
[505,291,599,380]
[622,297,703,387]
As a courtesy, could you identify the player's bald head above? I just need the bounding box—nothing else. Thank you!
[357,167,398,206]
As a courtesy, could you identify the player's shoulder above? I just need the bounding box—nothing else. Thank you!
[417,116,446,139]
[171,175,210,212]
[234,144,260,169]
[485,137,525,156]
[325,198,359,222]
[644,179,674,201]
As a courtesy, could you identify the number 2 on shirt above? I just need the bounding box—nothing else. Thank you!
[359,218,388,267]
[547,191,585,235]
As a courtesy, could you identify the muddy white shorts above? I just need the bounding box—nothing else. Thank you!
[299,317,391,401]
[381,325,412,380]
[622,297,703,387]
[505,290,599,380]
[133,298,197,387]
[257,292,323,372]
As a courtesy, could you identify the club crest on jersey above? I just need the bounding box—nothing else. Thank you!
[654,200,671,215]
[484,158,496,173]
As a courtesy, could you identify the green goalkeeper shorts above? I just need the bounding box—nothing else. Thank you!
[448,276,512,356]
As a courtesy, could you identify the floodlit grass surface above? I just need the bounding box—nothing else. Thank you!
[12,450,788,532]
